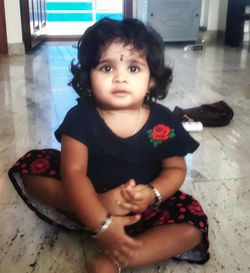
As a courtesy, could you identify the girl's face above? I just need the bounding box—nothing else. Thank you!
[90,42,154,110]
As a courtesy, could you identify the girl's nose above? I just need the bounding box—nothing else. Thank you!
[113,69,128,83]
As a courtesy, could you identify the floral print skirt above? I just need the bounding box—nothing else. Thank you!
[8,149,209,264]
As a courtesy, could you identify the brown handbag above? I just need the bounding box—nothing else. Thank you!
[173,101,234,127]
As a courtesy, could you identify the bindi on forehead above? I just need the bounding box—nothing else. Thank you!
[120,54,124,61]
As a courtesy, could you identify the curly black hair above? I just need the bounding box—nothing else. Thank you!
[69,17,173,102]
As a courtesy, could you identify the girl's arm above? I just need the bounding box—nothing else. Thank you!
[61,134,132,219]
[61,135,107,229]
[120,156,186,212]
[151,156,187,200]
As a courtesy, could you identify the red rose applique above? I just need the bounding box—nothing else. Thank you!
[147,124,175,147]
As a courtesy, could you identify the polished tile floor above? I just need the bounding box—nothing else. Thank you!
[0,41,250,273]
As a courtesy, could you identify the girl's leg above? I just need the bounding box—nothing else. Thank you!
[22,175,202,272]
[89,223,202,272]
[22,175,73,213]
[129,223,202,268]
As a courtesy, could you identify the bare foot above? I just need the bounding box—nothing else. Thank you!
[87,254,119,273]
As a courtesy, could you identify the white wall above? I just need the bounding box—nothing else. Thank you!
[200,0,209,28]
[4,0,23,44]
[218,0,229,30]
[206,0,228,31]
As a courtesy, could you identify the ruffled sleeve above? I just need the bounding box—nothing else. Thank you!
[54,99,91,145]
[146,103,199,159]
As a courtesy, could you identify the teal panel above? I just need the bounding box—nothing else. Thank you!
[47,13,93,22]
[96,13,123,21]
[46,2,92,11]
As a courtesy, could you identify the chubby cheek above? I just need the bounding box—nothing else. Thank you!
[140,79,153,93]
[90,72,101,92]
[90,75,97,89]
[91,71,110,89]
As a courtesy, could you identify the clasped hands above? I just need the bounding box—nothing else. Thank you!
[95,179,155,267]
[99,179,155,216]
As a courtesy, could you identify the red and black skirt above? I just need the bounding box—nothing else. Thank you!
[8,149,209,264]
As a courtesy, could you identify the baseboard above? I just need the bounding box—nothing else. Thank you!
[8,43,25,56]
[200,30,225,44]
[46,35,80,41]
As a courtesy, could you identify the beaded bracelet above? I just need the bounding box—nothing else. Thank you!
[91,214,112,238]
[147,184,162,209]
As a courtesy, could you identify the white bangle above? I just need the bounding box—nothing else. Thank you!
[148,184,162,209]
[91,214,112,238]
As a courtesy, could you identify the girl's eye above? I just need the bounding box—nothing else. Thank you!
[128,65,140,73]
[100,65,112,72]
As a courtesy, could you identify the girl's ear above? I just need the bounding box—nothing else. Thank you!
[149,78,155,90]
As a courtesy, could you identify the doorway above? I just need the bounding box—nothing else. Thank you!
[20,0,47,52]
[0,0,8,54]
[46,0,123,36]
[20,0,131,52]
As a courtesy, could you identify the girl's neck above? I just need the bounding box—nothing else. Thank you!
[96,107,140,117]
[96,105,149,138]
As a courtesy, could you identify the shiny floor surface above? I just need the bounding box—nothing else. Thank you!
[0,42,250,273]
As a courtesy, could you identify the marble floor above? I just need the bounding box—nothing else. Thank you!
[0,41,250,273]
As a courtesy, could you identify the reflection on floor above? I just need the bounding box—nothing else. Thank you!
[0,41,250,273]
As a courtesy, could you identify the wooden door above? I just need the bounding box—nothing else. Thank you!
[225,0,250,47]
[0,0,8,54]
[20,0,47,53]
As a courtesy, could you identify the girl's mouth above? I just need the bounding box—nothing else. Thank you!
[111,90,129,97]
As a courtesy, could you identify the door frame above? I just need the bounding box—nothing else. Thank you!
[123,0,133,18]
[20,0,47,53]
[0,0,8,54]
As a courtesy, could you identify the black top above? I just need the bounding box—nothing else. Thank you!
[55,99,199,192]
